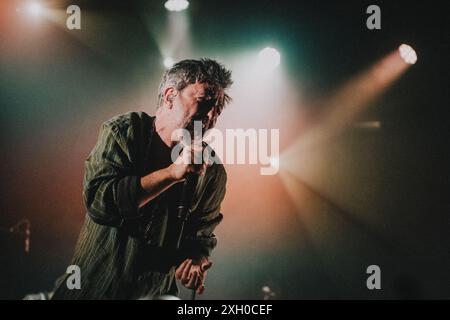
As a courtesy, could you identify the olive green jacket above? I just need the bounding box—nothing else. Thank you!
[52,112,226,299]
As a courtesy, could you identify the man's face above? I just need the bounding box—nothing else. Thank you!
[170,82,220,135]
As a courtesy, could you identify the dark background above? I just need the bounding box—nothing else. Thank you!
[0,0,448,299]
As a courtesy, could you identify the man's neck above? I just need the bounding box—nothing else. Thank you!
[154,117,174,148]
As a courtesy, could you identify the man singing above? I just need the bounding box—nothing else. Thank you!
[52,59,233,299]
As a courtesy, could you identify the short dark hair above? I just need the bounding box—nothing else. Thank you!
[157,58,233,114]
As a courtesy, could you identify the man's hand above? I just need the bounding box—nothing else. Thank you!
[175,257,213,294]
[169,144,211,181]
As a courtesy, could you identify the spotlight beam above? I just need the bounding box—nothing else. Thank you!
[280,170,402,254]
[283,48,412,158]
[284,194,342,296]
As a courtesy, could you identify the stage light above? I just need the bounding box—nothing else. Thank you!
[398,44,417,65]
[25,1,43,17]
[258,47,281,70]
[164,0,189,12]
[163,57,175,69]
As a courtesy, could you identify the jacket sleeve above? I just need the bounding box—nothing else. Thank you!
[181,165,227,259]
[83,121,144,227]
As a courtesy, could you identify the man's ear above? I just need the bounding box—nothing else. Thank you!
[163,87,176,109]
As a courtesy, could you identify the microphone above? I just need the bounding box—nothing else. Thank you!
[175,172,199,249]
[177,173,199,218]
[177,172,201,301]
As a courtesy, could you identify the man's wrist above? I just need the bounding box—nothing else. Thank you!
[165,165,179,183]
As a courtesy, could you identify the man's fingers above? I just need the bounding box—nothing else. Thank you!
[175,259,188,280]
[196,272,206,294]
[197,284,205,295]
[180,260,192,285]
[177,259,211,290]
[175,259,190,280]
[201,260,213,272]
[185,270,198,289]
